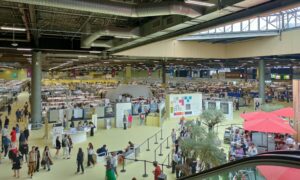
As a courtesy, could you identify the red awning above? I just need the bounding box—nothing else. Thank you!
[243,117,296,134]
[257,165,300,180]
[272,107,294,118]
[240,111,281,121]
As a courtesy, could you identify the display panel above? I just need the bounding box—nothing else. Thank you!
[115,103,132,128]
[169,93,202,118]
[208,102,216,110]
[73,108,83,119]
[220,102,229,114]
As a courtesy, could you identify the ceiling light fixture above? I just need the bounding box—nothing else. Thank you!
[23,54,32,57]
[89,51,101,54]
[17,48,32,51]
[78,55,87,58]
[115,35,132,39]
[1,26,26,31]
[184,0,215,7]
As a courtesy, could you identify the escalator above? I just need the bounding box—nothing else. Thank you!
[179,151,300,180]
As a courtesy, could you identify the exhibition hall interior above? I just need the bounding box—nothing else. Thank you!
[1,0,300,179]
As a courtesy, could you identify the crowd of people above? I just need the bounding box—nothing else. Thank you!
[229,129,258,161]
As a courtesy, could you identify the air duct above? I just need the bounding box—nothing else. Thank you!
[81,27,140,48]
[4,0,202,18]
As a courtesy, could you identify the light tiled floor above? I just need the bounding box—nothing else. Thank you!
[0,92,292,180]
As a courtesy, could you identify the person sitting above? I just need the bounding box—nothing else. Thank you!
[247,143,258,157]
[278,141,289,150]
[77,121,83,131]
[96,145,108,156]
[285,135,295,148]
[125,141,134,153]
[234,144,244,160]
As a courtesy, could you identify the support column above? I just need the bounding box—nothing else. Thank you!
[293,67,300,142]
[124,66,131,84]
[293,80,300,142]
[162,62,166,88]
[258,60,265,101]
[31,51,42,130]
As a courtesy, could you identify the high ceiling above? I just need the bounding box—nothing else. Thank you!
[0,0,299,70]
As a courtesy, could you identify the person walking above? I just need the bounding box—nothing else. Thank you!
[7,104,11,115]
[2,136,10,157]
[68,135,73,156]
[42,146,52,171]
[4,116,9,128]
[20,141,29,163]
[76,148,84,174]
[123,114,127,130]
[111,152,118,177]
[152,161,161,180]
[55,136,61,158]
[171,129,176,144]
[105,157,116,180]
[35,147,40,172]
[63,114,67,129]
[15,109,20,123]
[10,127,17,145]
[128,114,133,128]
[24,128,29,141]
[0,116,2,130]
[11,149,22,178]
[139,113,145,125]
[62,135,70,159]
[87,143,95,167]
[28,146,36,178]
[172,150,179,174]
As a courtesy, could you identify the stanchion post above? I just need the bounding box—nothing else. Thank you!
[159,144,163,156]
[121,157,126,173]
[166,137,170,149]
[167,154,171,168]
[161,164,164,173]
[142,160,148,177]
[135,150,138,161]
[160,128,163,140]
[146,138,150,151]
[154,150,157,162]
[154,133,158,144]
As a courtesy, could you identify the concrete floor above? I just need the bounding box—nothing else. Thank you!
[0,92,292,180]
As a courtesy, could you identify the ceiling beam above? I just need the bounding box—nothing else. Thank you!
[28,5,39,47]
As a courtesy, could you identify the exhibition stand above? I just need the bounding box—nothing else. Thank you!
[203,100,233,120]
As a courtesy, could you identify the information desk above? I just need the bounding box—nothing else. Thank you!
[63,127,91,144]
[146,113,160,127]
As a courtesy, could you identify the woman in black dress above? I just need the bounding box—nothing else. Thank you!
[55,136,61,158]
[11,150,21,178]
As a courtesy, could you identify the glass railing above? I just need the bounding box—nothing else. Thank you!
[179,151,300,180]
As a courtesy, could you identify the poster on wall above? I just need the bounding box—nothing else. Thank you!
[159,102,166,125]
[115,103,132,128]
[73,108,83,119]
[169,93,202,118]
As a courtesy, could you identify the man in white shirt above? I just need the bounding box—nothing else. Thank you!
[111,152,118,176]
[285,135,295,148]
[247,143,258,157]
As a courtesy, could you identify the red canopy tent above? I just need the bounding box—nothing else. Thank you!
[243,117,296,134]
[257,165,300,180]
[240,111,280,121]
[272,107,294,118]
